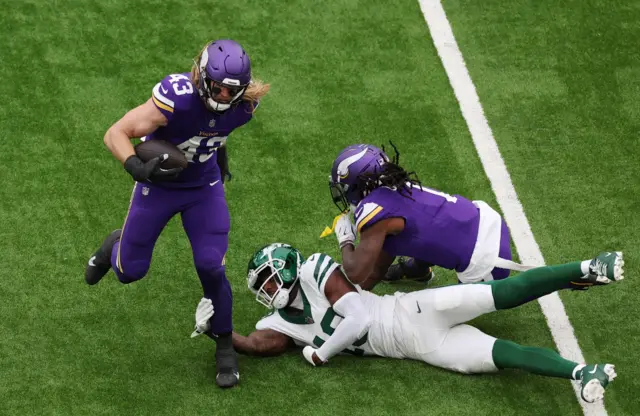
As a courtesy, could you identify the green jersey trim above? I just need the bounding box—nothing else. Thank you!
[277,289,314,324]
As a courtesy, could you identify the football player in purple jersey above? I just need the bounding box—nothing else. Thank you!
[328,143,532,291]
[84,39,269,388]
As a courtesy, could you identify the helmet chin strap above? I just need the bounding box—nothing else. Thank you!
[272,287,291,309]
[207,98,231,112]
[288,289,303,309]
[272,281,302,310]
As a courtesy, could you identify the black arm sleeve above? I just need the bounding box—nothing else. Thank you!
[217,145,230,183]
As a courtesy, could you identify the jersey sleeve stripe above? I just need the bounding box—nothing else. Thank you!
[356,206,383,232]
[152,95,174,113]
[316,258,337,290]
[152,83,175,112]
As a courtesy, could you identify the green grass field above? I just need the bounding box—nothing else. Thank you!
[1,0,638,415]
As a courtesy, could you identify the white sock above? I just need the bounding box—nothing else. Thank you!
[572,364,586,380]
[580,260,591,275]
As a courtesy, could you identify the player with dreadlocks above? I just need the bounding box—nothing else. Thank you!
[352,143,436,285]
[328,143,531,290]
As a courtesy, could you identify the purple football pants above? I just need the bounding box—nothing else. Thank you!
[110,180,232,334]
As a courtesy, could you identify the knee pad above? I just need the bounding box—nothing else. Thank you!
[193,243,226,273]
[434,287,464,312]
[434,285,495,313]
[194,256,225,276]
[115,261,149,284]
[113,240,151,284]
[434,325,498,374]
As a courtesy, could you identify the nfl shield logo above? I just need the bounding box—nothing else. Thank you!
[142,187,150,196]
[209,119,216,128]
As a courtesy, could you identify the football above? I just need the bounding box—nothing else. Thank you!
[134,139,188,170]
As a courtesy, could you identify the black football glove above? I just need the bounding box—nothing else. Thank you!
[124,154,183,182]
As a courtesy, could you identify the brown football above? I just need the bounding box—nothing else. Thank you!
[134,139,188,170]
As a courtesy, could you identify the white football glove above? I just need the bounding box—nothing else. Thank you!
[302,346,326,367]
[190,297,214,338]
[335,213,356,249]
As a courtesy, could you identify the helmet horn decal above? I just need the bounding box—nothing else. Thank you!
[336,147,368,180]
[200,47,209,71]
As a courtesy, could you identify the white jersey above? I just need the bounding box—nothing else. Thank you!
[255,253,403,359]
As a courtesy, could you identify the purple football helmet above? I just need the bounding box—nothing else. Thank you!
[195,39,252,112]
[329,144,390,212]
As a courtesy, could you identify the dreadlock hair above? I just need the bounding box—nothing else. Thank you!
[359,141,423,201]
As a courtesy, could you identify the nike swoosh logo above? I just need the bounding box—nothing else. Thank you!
[88,256,96,267]
[588,365,598,374]
[416,300,422,313]
[216,372,240,380]
[160,85,168,94]
[210,180,220,187]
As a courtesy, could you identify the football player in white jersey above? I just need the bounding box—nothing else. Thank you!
[193,243,623,403]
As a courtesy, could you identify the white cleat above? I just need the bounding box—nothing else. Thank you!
[588,251,624,284]
[580,364,616,403]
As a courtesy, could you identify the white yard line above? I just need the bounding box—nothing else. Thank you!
[416,1,606,414]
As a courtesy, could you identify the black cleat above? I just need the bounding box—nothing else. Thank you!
[85,229,121,285]
[214,334,239,388]
[384,257,435,284]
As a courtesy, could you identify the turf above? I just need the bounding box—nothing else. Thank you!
[0,0,636,415]
[445,1,640,414]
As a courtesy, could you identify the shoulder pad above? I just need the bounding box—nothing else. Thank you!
[301,253,341,293]
[152,73,197,120]
[354,200,386,232]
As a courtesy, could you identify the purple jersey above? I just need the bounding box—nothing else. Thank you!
[146,73,255,188]
[354,184,480,272]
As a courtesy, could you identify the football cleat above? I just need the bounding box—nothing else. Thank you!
[85,229,122,285]
[570,251,624,289]
[215,334,240,388]
[579,364,617,403]
[384,257,434,284]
